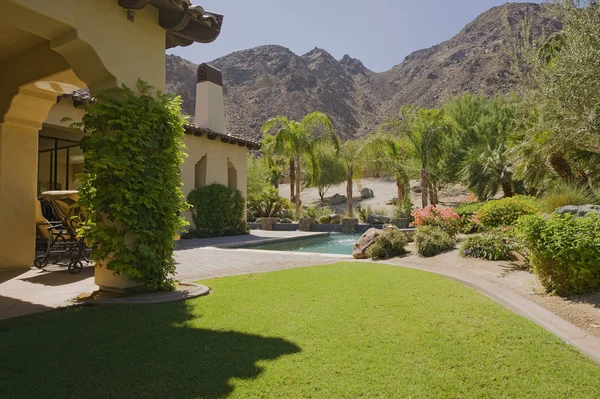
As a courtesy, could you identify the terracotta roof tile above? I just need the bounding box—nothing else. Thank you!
[58,92,260,150]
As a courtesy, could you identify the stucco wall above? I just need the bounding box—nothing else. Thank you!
[181,135,248,226]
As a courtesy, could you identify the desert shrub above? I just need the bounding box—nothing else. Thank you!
[517,212,600,296]
[187,184,248,238]
[367,229,408,260]
[392,196,414,221]
[316,214,341,224]
[541,181,597,213]
[475,196,539,228]
[304,205,332,220]
[455,202,485,218]
[357,205,370,223]
[454,202,486,234]
[460,229,516,261]
[247,187,292,221]
[411,206,460,237]
[414,225,456,257]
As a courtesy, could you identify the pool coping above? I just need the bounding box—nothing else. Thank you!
[215,232,332,249]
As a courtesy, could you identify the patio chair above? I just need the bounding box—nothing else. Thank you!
[33,197,89,274]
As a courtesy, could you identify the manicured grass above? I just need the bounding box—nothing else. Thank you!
[1,262,599,398]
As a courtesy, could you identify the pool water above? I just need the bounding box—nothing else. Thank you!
[243,233,361,255]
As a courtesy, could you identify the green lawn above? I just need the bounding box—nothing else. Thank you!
[1,263,599,398]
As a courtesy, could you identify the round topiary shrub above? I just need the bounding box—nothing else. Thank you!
[187,184,249,238]
[414,225,455,257]
[367,229,408,260]
[475,196,539,228]
[459,229,515,261]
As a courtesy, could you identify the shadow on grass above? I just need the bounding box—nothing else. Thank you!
[0,300,301,398]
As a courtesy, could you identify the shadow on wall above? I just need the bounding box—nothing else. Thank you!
[0,300,301,398]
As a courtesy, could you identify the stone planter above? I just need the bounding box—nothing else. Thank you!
[391,218,410,229]
[299,218,315,232]
[260,217,279,231]
[342,218,359,234]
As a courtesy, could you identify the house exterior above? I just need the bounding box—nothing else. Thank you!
[0,0,256,290]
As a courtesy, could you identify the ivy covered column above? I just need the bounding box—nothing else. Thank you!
[76,81,188,292]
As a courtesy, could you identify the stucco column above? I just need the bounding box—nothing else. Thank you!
[0,122,39,270]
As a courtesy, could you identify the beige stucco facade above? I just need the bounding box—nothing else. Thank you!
[181,134,248,224]
[0,0,166,274]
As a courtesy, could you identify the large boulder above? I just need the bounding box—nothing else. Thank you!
[352,228,381,259]
[360,187,374,199]
[554,205,600,217]
[411,184,423,193]
[367,214,391,224]
[329,193,346,205]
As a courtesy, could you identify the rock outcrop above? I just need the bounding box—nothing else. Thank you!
[166,3,561,140]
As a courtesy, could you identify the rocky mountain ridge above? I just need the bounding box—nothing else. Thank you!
[166,2,561,140]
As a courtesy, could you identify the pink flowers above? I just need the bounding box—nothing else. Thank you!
[459,193,478,204]
[411,205,460,236]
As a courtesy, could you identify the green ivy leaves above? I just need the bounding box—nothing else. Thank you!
[73,80,189,291]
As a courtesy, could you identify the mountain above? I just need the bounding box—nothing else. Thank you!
[166,2,561,140]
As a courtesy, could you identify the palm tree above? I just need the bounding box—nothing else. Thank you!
[362,133,410,208]
[262,112,339,218]
[338,140,365,218]
[399,106,450,207]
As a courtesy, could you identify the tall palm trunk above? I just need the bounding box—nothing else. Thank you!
[346,165,353,218]
[501,181,514,197]
[420,168,429,208]
[548,154,573,182]
[289,158,295,201]
[430,181,439,205]
[396,178,405,207]
[295,155,302,218]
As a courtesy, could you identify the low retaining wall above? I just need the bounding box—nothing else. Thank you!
[250,222,415,235]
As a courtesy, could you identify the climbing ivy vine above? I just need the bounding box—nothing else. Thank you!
[67,80,188,291]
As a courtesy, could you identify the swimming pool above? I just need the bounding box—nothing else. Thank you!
[240,233,361,255]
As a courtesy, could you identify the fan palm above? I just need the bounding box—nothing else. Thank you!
[261,112,339,217]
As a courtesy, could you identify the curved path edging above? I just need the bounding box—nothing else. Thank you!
[364,260,600,364]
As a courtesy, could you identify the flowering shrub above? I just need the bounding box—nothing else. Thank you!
[475,196,539,228]
[411,205,460,236]
[458,193,478,204]
[454,202,485,234]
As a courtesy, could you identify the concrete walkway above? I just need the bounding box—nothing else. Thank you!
[0,231,342,320]
[1,232,600,364]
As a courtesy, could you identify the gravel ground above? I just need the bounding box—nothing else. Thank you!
[279,177,470,214]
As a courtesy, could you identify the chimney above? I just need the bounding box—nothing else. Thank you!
[194,63,225,133]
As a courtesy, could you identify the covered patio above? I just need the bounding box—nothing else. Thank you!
[0,0,223,290]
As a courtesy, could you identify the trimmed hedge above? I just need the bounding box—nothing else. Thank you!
[475,196,538,228]
[517,212,600,296]
[414,225,455,257]
[187,184,249,238]
[367,229,408,260]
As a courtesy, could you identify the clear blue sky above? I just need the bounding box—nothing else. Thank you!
[168,0,544,72]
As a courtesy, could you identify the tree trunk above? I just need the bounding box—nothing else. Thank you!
[431,181,439,205]
[289,158,295,201]
[347,165,353,218]
[548,154,573,182]
[501,181,514,197]
[396,178,405,207]
[420,168,429,208]
[295,155,302,218]
[318,188,325,202]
